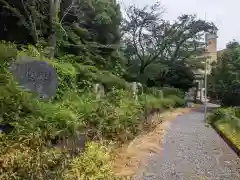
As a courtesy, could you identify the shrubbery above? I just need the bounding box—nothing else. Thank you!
[0,43,185,179]
[0,139,113,180]
[63,142,113,180]
[0,41,17,65]
[207,108,240,149]
[208,108,240,131]
[75,64,128,91]
[161,87,184,98]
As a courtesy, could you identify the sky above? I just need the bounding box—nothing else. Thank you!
[121,0,240,50]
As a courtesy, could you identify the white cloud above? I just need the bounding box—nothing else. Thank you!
[121,0,240,50]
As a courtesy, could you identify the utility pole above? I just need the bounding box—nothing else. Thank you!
[204,12,208,121]
[204,55,208,121]
[203,13,218,121]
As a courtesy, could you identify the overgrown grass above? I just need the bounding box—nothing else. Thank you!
[0,42,185,179]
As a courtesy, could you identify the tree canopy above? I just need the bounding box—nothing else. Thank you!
[0,0,217,91]
[121,2,216,90]
[208,41,240,106]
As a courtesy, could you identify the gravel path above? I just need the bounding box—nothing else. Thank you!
[135,106,240,180]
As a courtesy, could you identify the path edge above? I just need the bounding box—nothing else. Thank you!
[211,123,240,158]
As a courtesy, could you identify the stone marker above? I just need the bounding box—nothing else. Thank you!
[9,57,58,99]
[93,83,105,99]
[137,82,143,95]
[159,90,163,99]
[130,82,143,100]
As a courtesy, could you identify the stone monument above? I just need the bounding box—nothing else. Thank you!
[9,57,58,99]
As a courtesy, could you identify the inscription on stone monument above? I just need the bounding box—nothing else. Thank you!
[9,57,58,99]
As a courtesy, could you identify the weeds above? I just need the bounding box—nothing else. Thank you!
[0,42,185,179]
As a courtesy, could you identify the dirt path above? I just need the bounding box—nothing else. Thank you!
[135,107,240,180]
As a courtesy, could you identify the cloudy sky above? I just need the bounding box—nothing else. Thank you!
[121,0,240,50]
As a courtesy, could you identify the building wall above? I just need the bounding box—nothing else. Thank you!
[195,33,217,101]
[203,34,218,74]
[206,38,217,63]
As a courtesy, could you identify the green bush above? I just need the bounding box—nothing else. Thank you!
[96,70,128,90]
[160,98,176,109]
[0,138,112,180]
[161,87,184,98]
[235,108,240,118]
[207,108,240,150]
[0,72,37,123]
[83,89,143,141]
[145,87,163,98]
[0,138,65,180]
[167,95,185,107]
[18,44,42,57]
[208,108,240,130]
[0,71,143,143]
[58,54,91,65]
[0,41,17,65]
[48,60,77,100]
[141,93,184,114]
[0,85,79,141]
[75,64,128,91]
[0,71,82,141]
[208,108,234,124]
[63,142,113,180]
[143,94,163,111]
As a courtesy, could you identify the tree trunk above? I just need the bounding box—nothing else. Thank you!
[46,0,60,58]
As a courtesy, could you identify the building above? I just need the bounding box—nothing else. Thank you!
[195,32,218,102]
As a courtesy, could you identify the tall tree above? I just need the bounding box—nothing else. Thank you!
[208,41,240,106]
[122,2,216,89]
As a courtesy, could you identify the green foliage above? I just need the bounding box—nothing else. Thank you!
[58,54,92,65]
[1,60,184,143]
[0,137,112,180]
[122,3,216,89]
[49,61,77,100]
[208,41,240,106]
[143,95,164,111]
[207,108,240,150]
[75,64,128,91]
[0,66,185,178]
[101,90,143,141]
[18,44,42,57]
[1,75,79,140]
[145,87,163,99]
[0,41,17,65]
[208,108,240,130]
[0,138,65,180]
[141,94,184,115]
[167,95,185,107]
[144,87,184,100]
[0,53,184,179]
[96,70,127,90]
[63,142,113,180]
[161,87,184,98]
[158,65,195,91]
